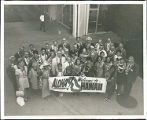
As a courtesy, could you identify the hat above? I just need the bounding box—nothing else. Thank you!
[86,37,92,41]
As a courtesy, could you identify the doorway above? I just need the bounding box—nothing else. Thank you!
[88,5,108,33]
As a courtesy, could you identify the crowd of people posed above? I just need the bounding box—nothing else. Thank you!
[7,36,139,103]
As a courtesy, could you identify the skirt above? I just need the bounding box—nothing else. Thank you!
[19,77,29,91]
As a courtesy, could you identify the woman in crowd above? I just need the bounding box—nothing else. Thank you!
[89,45,98,63]
[107,44,116,59]
[15,59,29,101]
[95,56,104,77]
[80,47,89,64]
[114,50,122,63]
[105,38,112,52]
[40,62,51,99]
[82,57,95,77]
[74,58,82,76]
[116,43,126,59]
[40,48,48,64]
[95,39,103,52]
[23,51,31,66]
[51,41,58,52]
[98,45,107,59]
[125,56,139,96]
[28,62,40,93]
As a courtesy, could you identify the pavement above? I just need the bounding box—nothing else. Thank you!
[4,22,144,115]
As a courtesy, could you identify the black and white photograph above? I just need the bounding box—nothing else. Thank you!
[1,1,146,118]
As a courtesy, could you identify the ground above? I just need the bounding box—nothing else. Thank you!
[4,21,143,115]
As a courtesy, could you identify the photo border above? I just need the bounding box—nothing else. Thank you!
[1,1,146,119]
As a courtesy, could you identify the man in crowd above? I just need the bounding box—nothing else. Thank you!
[40,12,46,32]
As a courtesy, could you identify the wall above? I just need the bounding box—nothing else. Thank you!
[105,5,143,76]
[105,5,143,41]
[48,5,57,21]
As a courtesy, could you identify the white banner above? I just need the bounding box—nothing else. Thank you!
[48,76,107,93]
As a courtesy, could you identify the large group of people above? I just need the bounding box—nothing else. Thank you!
[7,36,139,103]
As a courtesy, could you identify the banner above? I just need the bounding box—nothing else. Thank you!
[48,76,107,93]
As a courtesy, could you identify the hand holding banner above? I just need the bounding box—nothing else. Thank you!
[48,76,107,93]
